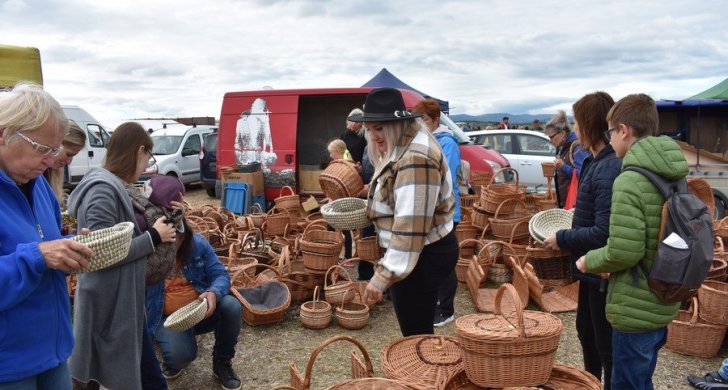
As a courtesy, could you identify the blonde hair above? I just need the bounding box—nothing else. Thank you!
[365,119,424,173]
[346,108,365,136]
[48,121,87,203]
[544,110,571,136]
[0,82,68,141]
[327,139,349,159]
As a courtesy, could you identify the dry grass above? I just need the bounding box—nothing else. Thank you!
[171,185,724,390]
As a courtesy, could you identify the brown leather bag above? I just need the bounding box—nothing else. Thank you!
[164,276,199,315]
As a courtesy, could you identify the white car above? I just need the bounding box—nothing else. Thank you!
[467,129,556,192]
[147,125,217,184]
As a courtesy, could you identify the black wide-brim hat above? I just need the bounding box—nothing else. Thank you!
[347,87,421,122]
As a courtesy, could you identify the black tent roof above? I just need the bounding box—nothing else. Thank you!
[361,68,449,113]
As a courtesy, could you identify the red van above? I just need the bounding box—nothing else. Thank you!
[216,87,508,201]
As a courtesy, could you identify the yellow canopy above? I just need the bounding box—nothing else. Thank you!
[0,44,43,88]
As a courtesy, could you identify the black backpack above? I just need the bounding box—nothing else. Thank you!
[626,166,714,304]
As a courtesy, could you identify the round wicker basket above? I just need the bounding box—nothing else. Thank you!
[381,335,463,389]
[163,298,208,332]
[321,197,372,230]
[300,286,332,329]
[529,208,573,243]
[319,159,364,200]
[69,221,135,274]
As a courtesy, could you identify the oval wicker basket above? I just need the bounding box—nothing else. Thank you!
[335,288,369,330]
[274,186,300,210]
[163,298,208,332]
[319,159,364,200]
[489,198,530,239]
[440,363,601,390]
[324,265,355,306]
[455,283,563,388]
[69,221,135,274]
[529,208,573,243]
[381,335,463,389]
[698,281,728,325]
[299,225,344,256]
[321,197,372,230]
[300,286,332,329]
[666,297,727,358]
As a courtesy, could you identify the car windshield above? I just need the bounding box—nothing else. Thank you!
[152,136,183,155]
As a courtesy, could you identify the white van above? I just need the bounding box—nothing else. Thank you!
[62,105,113,185]
[147,125,216,185]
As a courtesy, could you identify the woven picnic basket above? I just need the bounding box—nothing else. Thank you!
[489,198,530,239]
[68,221,135,274]
[320,197,371,230]
[455,283,563,388]
[229,264,291,326]
[163,298,208,332]
[480,167,526,214]
[299,286,332,329]
[380,335,463,389]
[324,265,355,306]
[666,297,727,358]
[698,281,728,325]
[440,363,601,390]
[319,159,364,200]
[335,288,369,330]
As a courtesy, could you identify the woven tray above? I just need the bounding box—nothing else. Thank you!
[321,197,372,230]
[68,221,135,274]
[163,298,207,332]
[380,335,463,389]
[529,208,573,243]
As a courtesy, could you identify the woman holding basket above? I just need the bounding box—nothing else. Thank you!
[351,88,459,336]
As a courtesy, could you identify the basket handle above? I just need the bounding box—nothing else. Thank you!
[325,264,353,288]
[303,223,327,236]
[493,283,526,338]
[715,237,724,253]
[493,198,525,218]
[339,288,363,309]
[279,185,295,197]
[487,167,519,187]
[509,220,529,243]
[249,203,262,214]
[687,297,700,325]
[301,335,373,389]
[312,285,321,303]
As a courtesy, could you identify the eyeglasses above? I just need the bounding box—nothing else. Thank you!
[14,131,64,157]
[146,148,157,168]
[604,127,617,140]
[548,132,561,140]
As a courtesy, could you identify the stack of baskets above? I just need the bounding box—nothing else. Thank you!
[318,159,364,200]
[300,225,344,273]
[479,168,526,214]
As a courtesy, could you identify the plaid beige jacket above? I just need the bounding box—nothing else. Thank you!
[367,125,455,291]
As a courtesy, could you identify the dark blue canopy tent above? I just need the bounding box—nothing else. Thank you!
[362,68,449,114]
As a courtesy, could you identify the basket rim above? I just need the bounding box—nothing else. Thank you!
[163,298,208,331]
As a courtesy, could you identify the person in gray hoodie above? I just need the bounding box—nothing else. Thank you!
[67,122,176,390]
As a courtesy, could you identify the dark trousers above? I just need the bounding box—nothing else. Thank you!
[357,225,376,281]
[435,222,459,317]
[141,318,168,390]
[390,231,458,336]
[343,230,352,259]
[576,280,613,389]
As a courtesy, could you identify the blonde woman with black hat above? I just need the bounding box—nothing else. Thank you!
[350,88,458,336]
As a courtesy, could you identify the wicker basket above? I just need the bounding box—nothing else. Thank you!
[335,289,369,330]
[324,265,355,306]
[248,203,266,228]
[469,204,491,230]
[489,198,530,239]
[234,229,272,264]
[440,364,601,390]
[698,281,728,325]
[319,159,365,200]
[688,178,715,218]
[229,264,291,326]
[274,186,300,210]
[529,208,573,243]
[541,162,556,178]
[706,258,727,281]
[262,207,291,237]
[355,234,383,261]
[380,335,463,389]
[219,255,258,273]
[299,286,332,329]
[454,221,479,242]
[480,167,526,214]
[320,197,372,230]
[69,221,135,274]
[163,298,208,332]
[527,244,572,282]
[666,297,727,358]
[455,283,563,388]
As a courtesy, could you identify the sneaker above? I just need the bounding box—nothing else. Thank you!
[688,372,728,389]
[213,358,242,390]
[162,367,184,380]
[433,313,454,327]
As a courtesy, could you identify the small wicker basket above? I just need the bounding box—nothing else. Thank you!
[300,286,332,329]
[324,265,355,306]
[163,298,208,332]
[69,221,135,274]
[335,289,369,330]
[321,197,372,230]
[541,162,555,177]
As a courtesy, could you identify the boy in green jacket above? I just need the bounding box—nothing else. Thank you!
[576,94,688,389]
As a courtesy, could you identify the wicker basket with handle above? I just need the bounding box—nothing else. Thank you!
[666,297,727,358]
[335,288,369,330]
[299,286,332,329]
[455,283,563,388]
[380,335,463,389]
[324,264,355,306]
[229,263,291,326]
[319,159,365,200]
[698,280,728,325]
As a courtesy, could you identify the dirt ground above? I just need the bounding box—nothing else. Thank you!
[170,184,726,390]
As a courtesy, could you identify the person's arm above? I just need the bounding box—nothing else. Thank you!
[585,173,646,273]
[198,235,230,300]
[370,153,443,291]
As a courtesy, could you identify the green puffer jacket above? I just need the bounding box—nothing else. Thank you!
[585,136,688,332]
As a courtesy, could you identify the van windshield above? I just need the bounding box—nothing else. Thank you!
[152,136,183,155]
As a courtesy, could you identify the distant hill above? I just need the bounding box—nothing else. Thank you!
[450,113,566,125]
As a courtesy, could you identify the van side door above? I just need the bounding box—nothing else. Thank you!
[179,132,203,182]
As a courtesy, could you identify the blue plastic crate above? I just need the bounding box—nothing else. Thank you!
[224,182,250,215]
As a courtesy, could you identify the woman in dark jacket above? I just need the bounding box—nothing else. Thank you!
[543,92,620,389]
[545,110,589,208]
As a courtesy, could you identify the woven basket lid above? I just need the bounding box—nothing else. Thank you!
[381,335,463,388]
[164,298,208,332]
[68,221,135,274]
[529,208,573,243]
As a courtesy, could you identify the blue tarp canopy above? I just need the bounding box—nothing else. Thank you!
[657,99,728,108]
[362,68,449,113]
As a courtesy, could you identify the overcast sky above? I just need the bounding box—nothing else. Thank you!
[2,0,727,127]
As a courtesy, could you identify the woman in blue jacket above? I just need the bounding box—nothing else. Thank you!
[0,83,92,389]
[543,91,619,389]
[146,217,242,390]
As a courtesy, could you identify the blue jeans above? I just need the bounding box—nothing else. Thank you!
[0,362,70,390]
[154,295,242,370]
[719,358,728,380]
[611,327,667,390]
